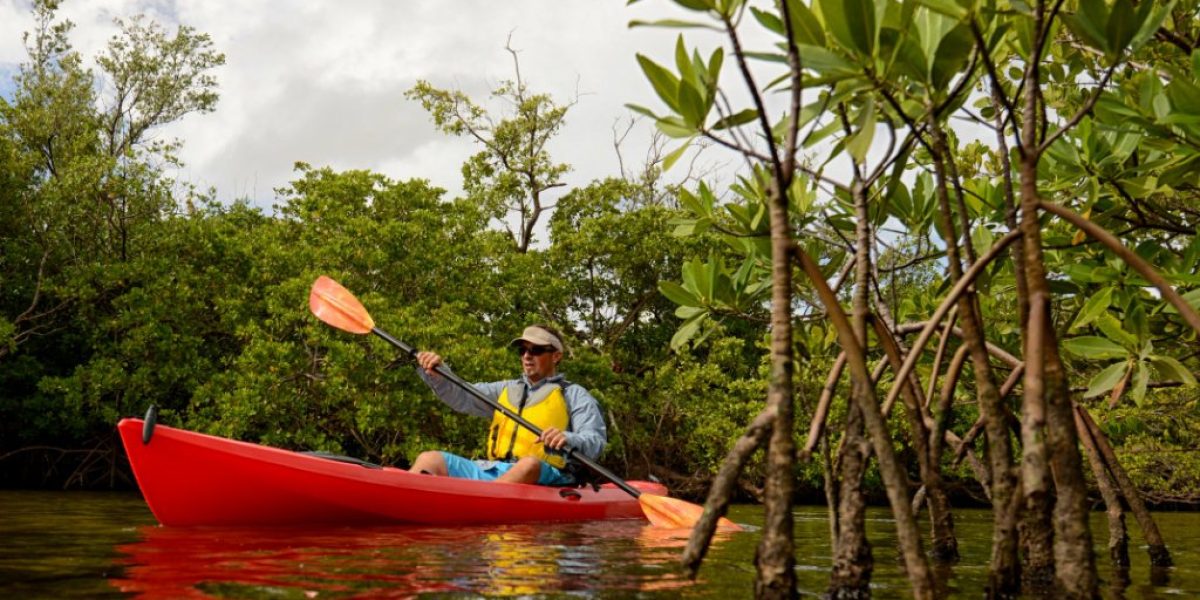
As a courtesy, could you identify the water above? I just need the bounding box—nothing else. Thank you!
[1,490,1197,598]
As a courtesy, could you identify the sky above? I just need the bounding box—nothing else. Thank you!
[0,0,764,210]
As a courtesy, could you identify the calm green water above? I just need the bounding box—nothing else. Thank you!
[1,490,1197,598]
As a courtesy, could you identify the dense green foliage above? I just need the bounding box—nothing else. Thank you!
[0,3,767,491]
[627,0,1200,512]
[1,0,1198,516]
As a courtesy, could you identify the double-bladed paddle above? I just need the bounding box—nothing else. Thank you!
[308,275,739,531]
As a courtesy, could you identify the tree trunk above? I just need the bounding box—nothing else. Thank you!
[1074,405,1129,568]
[1017,60,1098,594]
[1043,345,1096,597]
[829,403,873,599]
[1076,404,1172,567]
[928,121,1016,590]
[823,435,839,552]
[798,181,934,599]
[1019,465,1057,588]
[683,408,774,576]
[829,175,880,598]
[872,317,958,562]
[754,179,797,600]
[801,353,847,460]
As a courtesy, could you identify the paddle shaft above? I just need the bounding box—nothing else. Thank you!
[370,327,643,498]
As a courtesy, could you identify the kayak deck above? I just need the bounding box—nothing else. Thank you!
[118,418,667,527]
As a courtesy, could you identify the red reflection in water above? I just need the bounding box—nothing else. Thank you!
[110,526,470,598]
[110,521,728,598]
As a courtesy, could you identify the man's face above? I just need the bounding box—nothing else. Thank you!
[517,343,561,383]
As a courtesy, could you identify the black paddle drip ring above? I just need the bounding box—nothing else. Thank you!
[142,405,158,444]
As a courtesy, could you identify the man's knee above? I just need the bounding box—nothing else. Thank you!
[518,456,544,479]
[501,456,543,483]
[410,451,447,475]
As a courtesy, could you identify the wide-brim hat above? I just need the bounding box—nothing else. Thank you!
[509,325,565,353]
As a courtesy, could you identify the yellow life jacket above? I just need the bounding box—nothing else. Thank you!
[487,381,570,469]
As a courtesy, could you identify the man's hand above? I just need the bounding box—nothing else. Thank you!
[416,351,443,377]
[539,426,568,450]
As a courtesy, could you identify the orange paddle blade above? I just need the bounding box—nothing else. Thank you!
[309,276,375,334]
[638,494,742,531]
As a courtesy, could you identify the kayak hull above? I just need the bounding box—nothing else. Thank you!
[117,418,667,527]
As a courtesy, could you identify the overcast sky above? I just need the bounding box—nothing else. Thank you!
[0,0,769,210]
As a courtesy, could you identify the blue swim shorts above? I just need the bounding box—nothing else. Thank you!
[438,451,575,486]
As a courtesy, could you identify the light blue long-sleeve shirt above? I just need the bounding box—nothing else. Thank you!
[416,367,608,461]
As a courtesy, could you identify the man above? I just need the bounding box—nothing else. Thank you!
[408,324,607,486]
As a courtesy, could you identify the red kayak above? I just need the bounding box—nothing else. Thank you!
[118,418,667,527]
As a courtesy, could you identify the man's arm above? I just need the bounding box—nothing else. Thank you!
[414,355,502,418]
[561,386,607,460]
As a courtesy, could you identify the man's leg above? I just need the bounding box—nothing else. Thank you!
[408,451,448,476]
[495,456,543,484]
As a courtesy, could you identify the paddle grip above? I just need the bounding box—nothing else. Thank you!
[372,327,641,498]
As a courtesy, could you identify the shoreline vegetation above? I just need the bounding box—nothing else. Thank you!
[4,447,1200,511]
[4,0,1200,597]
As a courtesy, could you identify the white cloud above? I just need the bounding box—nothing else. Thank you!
[1,1,789,209]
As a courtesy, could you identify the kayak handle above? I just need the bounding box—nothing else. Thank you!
[142,405,158,444]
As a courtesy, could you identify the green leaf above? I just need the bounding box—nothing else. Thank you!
[1061,262,1119,283]
[1127,302,1150,344]
[1148,355,1198,386]
[1164,288,1200,315]
[1167,78,1200,115]
[1129,0,1177,52]
[1062,0,1108,54]
[662,139,693,172]
[636,54,680,112]
[745,51,787,64]
[675,36,695,87]
[845,0,878,55]
[1096,313,1138,347]
[670,313,706,350]
[751,6,785,35]
[705,256,720,299]
[688,258,713,301]
[797,44,859,76]
[673,0,716,11]
[1131,361,1149,406]
[656,116,698,138]
[628,19,722,30]
[845,99,876,162]
[888,33,929,82]
[712,108,758,130]
[930,23,973,89]
[677,81,708,126]
[787,0,827,46]
[1084,360,1130,398]
[706,47,724,90]
[1105,0,1136,57]
[625,103,661,119]
[1062,336,1130,360]
[803,118,843,148]
[670,217,699,236]
[1069,287,1114,331]
[914,0,967,19]
[678,186,713,217]
[970,225,994,260]
[917,7,958,65]
[820,0,875,55]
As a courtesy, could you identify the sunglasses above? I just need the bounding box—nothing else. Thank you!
[516,345,556,357]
